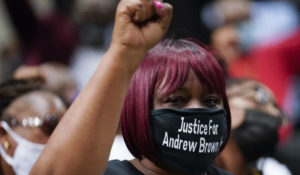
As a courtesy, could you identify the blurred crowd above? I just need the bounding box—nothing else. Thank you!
[0,0,299,174]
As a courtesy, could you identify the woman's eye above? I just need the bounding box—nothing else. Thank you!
[204,97,219,108]
[164,96,189,107]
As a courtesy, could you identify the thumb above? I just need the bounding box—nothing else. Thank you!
[154,0,173,31]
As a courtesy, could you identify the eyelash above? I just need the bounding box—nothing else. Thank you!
[163,95,221,108]
[164,96,189,107]
[203,96,219,108]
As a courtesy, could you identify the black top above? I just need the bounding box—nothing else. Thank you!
[104,160,143,175]
[104,160,232,175]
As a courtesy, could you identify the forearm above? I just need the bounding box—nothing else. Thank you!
[29,0,172,174]
[29,46,145,175]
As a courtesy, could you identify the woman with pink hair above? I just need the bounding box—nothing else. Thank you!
[29,0,231,175]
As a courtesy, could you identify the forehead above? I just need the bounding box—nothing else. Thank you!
[155,69,212,97]
[5,91,66,120]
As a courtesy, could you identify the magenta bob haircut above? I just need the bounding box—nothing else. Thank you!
[121,38,231,162]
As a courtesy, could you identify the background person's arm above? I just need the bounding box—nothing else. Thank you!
[29,0,172,175]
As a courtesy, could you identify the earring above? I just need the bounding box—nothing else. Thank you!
[3,141,10,151]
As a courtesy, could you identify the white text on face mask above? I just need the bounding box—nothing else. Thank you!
[161,132,224,153]
[178,117,219,135]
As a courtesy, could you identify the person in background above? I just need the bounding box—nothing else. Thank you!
[214,78,291,175]
[70,0,119,90]
[210,9,300,120]
[0,79,66,175]
[3,0,78,65]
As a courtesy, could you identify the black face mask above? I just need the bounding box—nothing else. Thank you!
[150,108,228,174]
[233,109,281,162]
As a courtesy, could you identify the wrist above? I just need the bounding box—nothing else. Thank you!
[106,43,148,74]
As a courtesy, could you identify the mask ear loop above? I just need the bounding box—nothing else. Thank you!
[275,105,293,144]
[1,121,23,145]
[275,104,291,126]
[0,144,15,166]
[0,121,45,149]
[0,122,16,166]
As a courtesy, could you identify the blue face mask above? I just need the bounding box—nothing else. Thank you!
[150,108,228,174]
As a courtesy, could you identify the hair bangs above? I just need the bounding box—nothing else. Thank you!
[191,53,225,96]
[182,39,225,97]
[155,48,191,98]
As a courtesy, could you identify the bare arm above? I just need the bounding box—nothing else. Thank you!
[29,0,172,175]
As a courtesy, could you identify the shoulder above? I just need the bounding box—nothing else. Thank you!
[104,160,143,175]
[208,166,233,175]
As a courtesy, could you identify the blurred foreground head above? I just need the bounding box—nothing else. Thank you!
[0,79,66,175]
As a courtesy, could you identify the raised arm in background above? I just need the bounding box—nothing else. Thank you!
[29,0,172,175]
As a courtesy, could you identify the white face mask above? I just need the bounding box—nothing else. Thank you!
[0,121,45,175]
